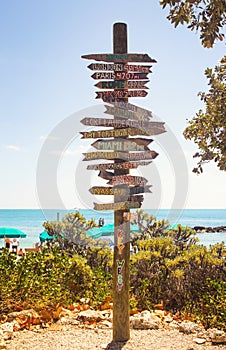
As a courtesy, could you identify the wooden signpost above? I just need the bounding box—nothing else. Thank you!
[94,200,141,211]
[81,117,165,131]
[81,22,164,343]
[83,150,158,161]
[80,127,151,139]
[91,138,152,151]
[88,63,152,73]
[96,90,148,99]
[114,101,154,117]
[95,80,149,90]
[109,175,148,186]
[92,72,149,80]
[82,53,157,63]
[104,105,151,121]
[89,185,152,195]
[86,160,152,170]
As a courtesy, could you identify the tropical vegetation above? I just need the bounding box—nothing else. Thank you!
[0,210,225,330]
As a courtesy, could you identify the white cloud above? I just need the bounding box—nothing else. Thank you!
[3,144,21,152]
[39,135,60,141]
[49,145,89,156]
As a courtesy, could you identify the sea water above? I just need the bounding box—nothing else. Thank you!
[0,209,225,248]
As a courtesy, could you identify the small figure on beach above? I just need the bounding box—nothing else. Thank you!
[4,238,11,251]
[11,238,19,253]
[98,218,104,227]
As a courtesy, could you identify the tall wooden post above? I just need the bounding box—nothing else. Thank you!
[113,22,130,342]
[81,21,161,343]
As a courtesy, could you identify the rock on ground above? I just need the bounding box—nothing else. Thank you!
[5,326,226,350]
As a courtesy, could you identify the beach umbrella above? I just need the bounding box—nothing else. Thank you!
[0,227,26,238]
[39,231,54,243]
[86,223,140,239]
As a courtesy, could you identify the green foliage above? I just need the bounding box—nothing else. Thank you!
[160,2,225,173]
[130,210,226,329]
[160,0,226,48]
[0,210,114,312]
[183,56,226,173]
[0,247,94,311]
[0,210,225,330]
[197,278,226,330]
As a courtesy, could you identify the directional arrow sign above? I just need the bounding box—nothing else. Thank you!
[109,175,148,186]
[93,201,141,211]
[81,117,165,133]
[87,161,152,171]
[111,102,154,118]
[83,151,125,161]
[89,186,128,196]
[89,185,152,196]
[88,63,152,73]
[83,150,158,161]
[98,169,114,181]
[104,105,150,121]
[121,150,158,161]
[96,90,148,99]
[80,127,151,139]
[89,186,114,195]
[92,72,149,80]
[82,53,157,63]
[91,138,152,152]
[129,185,152,195]
[95,80,149,90]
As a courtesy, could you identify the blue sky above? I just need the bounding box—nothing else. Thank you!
[0,0,225,209]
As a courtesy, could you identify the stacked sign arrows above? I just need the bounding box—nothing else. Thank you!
[81,52,166,211]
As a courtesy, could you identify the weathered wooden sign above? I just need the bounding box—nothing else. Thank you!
[82,53,157,63]
[98,169,114,181]
[91,72,149,80]
[91,138,152,152]
[88,63,152,73]
[104,105,150,121]
[95,80,149,90]
[89,186,126,196]
[96,90,148,99]
[83,150,158,161]
[80,127,151,139]
[122,150,158,161]
[81,117,165,131]
[83,151,122,161]
[89,185,152,196]
[93,201,141,211]
[87,160,152,171]
[109,175,148,186]
[129,185,152,195]
[112,101,154,118]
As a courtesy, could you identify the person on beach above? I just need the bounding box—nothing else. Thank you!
[11,238,19,253]
[98,218,104,227]
[4,238,11,251]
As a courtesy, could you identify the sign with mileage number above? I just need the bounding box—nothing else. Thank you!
[91,72,148,80]
[88,63,152,73]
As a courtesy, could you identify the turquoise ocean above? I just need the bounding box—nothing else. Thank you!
[0,209,225,248]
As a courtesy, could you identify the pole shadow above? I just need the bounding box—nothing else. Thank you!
[105,341,128,350]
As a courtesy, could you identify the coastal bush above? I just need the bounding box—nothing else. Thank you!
[0,247,94,311]
[196,278,226,331]
[0,210,225,330]
[130,210,226,329]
